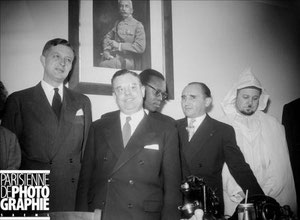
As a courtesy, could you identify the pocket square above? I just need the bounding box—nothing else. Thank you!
[144,144,159,150]
[76,108,84,116]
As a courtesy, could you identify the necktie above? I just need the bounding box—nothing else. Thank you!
[187,119,196,141]
[122,116,132,147]
[52,88,62,118]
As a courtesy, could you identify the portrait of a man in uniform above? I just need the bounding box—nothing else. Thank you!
[93,0,151,71]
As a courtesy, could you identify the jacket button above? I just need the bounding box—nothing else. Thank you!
[49,161,53,165]
[128,203,133,208]
[102,201,105,205]
[108,178,113,183]
[129,180,134,185]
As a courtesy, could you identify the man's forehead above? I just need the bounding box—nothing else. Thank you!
[119,0,132,6]
[149,76,165,87]
[238,86,261,95]
[114,74,140,85]
[49,45,74,56]
[182,85,202,95]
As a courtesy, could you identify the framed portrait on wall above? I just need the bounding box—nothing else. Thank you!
[68,0,174,99]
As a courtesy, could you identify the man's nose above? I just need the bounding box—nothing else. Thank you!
[247,99,253,106]
[60,58,66,66]
[124,87,132,95]
[157,93,163,101]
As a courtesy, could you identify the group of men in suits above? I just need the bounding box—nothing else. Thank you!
[1,38,266,220]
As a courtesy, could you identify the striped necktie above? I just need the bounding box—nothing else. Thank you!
[122,116,132,147]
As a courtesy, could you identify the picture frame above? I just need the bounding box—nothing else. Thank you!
[68,0,174,99]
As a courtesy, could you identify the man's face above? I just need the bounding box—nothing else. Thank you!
[119,0,133,19]
[113,73,145,115]
[144,76,167,112]
[236,87,261,116]
[41,45,74,86]
[181,84,211,118]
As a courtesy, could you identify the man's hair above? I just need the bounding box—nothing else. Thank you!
[188,82,212,98]
[139,69,165,85]
[42,38,74,56]
[0,81,8,119]
[111,69,141,85]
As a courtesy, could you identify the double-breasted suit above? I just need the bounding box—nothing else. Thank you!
[177,114,263,213]
[1,83,92,211]
[76,110,182,220]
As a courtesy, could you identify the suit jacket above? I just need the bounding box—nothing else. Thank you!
[282,98,300,214]
[177,114,263,213]
[1,82,92,211]
[148,111,176,126]
[76,110,182,220]
[0,126,21,170]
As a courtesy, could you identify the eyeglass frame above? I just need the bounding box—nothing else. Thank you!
[145,83,168,101]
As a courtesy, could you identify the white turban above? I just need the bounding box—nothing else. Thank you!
[221,67,270,115]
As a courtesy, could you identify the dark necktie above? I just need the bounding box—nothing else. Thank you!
[122,116,132,147]
[52,88,61,118]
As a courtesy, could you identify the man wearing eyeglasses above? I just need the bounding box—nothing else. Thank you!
[76,69,182,220]
[140,69,176,125]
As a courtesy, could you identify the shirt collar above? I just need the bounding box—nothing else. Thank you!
[187,114,206,130]
[120,108,145,136]
[41,80,63,96]
[120,108,144,122]
[41,80,64,104]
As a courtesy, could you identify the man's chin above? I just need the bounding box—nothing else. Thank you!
[240,110,255,116]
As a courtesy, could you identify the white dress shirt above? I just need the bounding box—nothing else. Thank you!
[41,80,63,106]
[187,114,206,132]
[120,108,145,137]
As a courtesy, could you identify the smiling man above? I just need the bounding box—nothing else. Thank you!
[76,69,182,220]
[177,82,264,215]
[1,38,92,212]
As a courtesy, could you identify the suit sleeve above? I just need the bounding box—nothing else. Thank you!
[161,126,182,220]
[1,94,23,139]
[282,104,293,154]
[76,123,96,211]
[223,126,264,197]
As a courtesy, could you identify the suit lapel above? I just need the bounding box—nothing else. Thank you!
[189,115,214,149]
[180,115,216,163]
[111,114,155,175]
[49,87,79,160]
[32,83,58,128]
[104,112,124,159]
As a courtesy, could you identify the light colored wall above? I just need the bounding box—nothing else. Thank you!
[1,0,299,122]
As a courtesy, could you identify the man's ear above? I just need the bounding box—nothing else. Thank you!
[113,91,116,100]
[205,97,212,108]
[40,55,45,67]
[141,85,145,98]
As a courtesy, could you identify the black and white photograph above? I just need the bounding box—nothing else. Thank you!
[1,0,300,219]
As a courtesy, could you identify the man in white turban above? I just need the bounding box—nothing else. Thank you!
[221,68,297,216]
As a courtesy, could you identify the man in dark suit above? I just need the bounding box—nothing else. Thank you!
[76,69,181,220]
[139,68,175,125]
[1,38,92,211]
[177,82,263,214]
[282,98,300,215]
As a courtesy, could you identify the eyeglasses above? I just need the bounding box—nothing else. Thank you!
[146,83,168,101]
